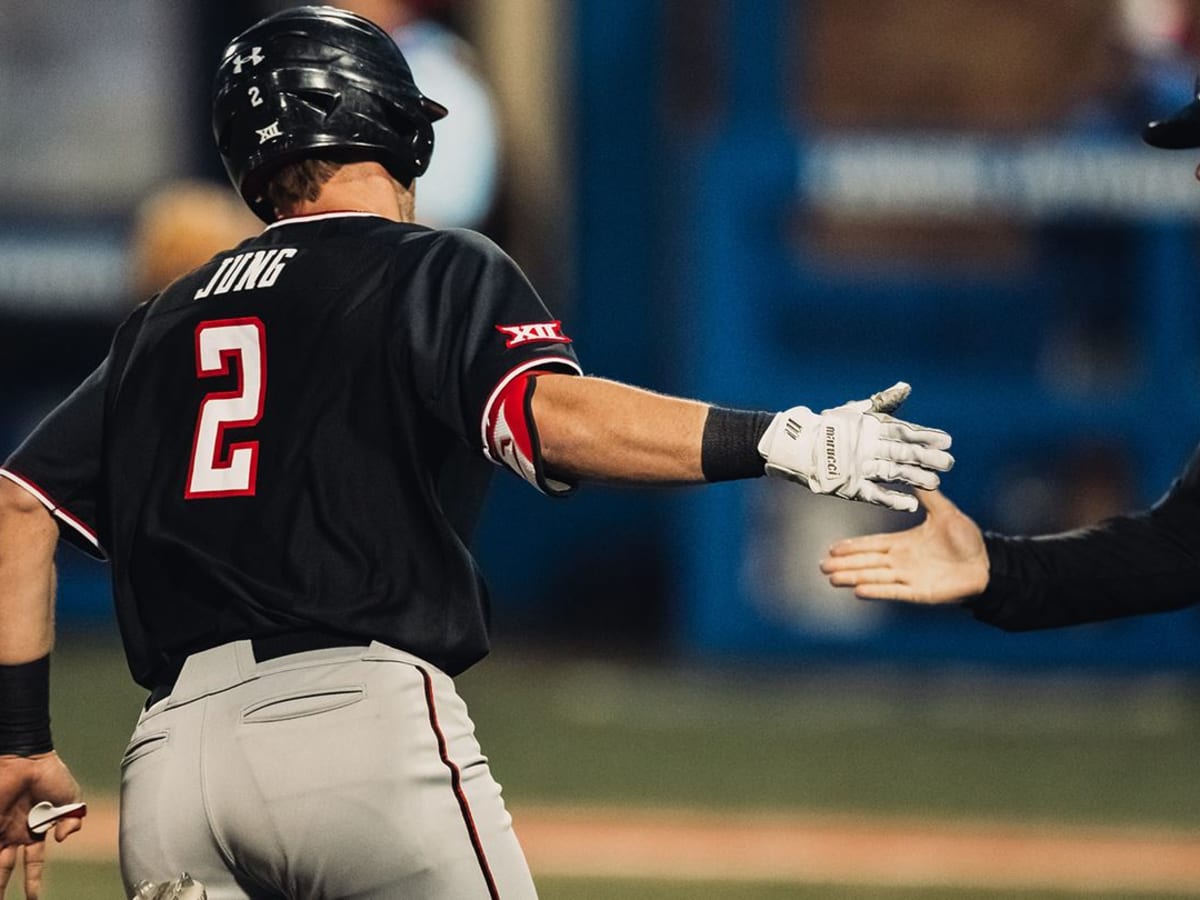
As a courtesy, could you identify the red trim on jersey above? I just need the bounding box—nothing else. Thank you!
[419,667,500,900]
[0,468,101,551]
[479,356,581,464]
[485,372,538,475]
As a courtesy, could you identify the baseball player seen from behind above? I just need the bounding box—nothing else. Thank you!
[0,8,952,900]
[819,83,1200,632]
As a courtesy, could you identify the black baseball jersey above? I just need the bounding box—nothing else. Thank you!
[1,213,581,688]
[966,441,1200,630]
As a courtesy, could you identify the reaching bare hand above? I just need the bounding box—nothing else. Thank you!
[820,489,989,603]
[0,753,83,900]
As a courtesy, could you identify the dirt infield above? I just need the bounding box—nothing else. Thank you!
[57,800,1200,894]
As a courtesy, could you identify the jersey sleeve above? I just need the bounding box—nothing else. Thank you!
[964,442,1200,630]
[406,229,582,491]
[1,357,109,558]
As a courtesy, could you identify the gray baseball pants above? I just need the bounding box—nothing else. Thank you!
[118,639,537,899]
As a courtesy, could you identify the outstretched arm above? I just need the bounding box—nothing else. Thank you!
[531,375,953,511]
[822,476,1200,629]
[0,478,83,900]
[820,489,989,602]
[533,376,710,483]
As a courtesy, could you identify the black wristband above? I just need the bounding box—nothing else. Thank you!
[701,407,775,482]
[0,656,53,756]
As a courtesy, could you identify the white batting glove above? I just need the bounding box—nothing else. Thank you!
[757,382,953,513]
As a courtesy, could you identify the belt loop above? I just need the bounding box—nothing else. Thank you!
[144,634,375,712]
[234,639,258,680]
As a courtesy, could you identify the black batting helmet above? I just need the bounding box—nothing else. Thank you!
[212,5,448,222]
[1143,78,1200,149]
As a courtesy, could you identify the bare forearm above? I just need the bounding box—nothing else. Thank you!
[0,480,58,663]
[533,375,710,483]
[529,375,951,512]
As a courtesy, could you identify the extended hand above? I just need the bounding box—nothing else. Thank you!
[758,382,954,512]
[820,489,989,602]
[0,752,83,900]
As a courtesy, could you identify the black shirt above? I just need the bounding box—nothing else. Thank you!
[967,442,1200,630]
[2,213,581,687]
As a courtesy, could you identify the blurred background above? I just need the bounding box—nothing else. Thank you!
[5,0,1200,897]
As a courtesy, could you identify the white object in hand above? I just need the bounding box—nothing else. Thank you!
[27,800,87,835]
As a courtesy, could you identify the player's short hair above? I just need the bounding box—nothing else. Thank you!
[265,159,343,218]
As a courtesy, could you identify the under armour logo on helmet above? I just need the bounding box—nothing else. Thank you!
[232,46,265,74]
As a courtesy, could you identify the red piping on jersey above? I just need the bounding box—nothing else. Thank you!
[485,372,538,474]
[0,468,101,550]
[479,356,582,464]
[419,667,500,900]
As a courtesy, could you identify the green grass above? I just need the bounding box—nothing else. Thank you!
[49,633,147,794]
[27,863,1200,900]
[49,633,1200,829]
[37,861,124,900]
[535,879,1199,900]
[457,651,1200,829]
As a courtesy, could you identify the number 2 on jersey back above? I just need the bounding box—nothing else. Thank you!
[186,317,267,499]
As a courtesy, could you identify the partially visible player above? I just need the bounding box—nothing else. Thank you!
[822,480,1200,628]
[821,85,1200,628]
[0,8,952,898]
[128,180,261,300]
[334,0,500,229]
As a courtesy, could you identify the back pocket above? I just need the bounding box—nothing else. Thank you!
[121,732,169,769]
[241,687,365,724]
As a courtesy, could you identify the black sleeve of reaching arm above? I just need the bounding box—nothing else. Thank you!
[965,443,1200,631]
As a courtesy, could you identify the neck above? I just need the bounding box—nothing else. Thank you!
[285,162,415,223]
